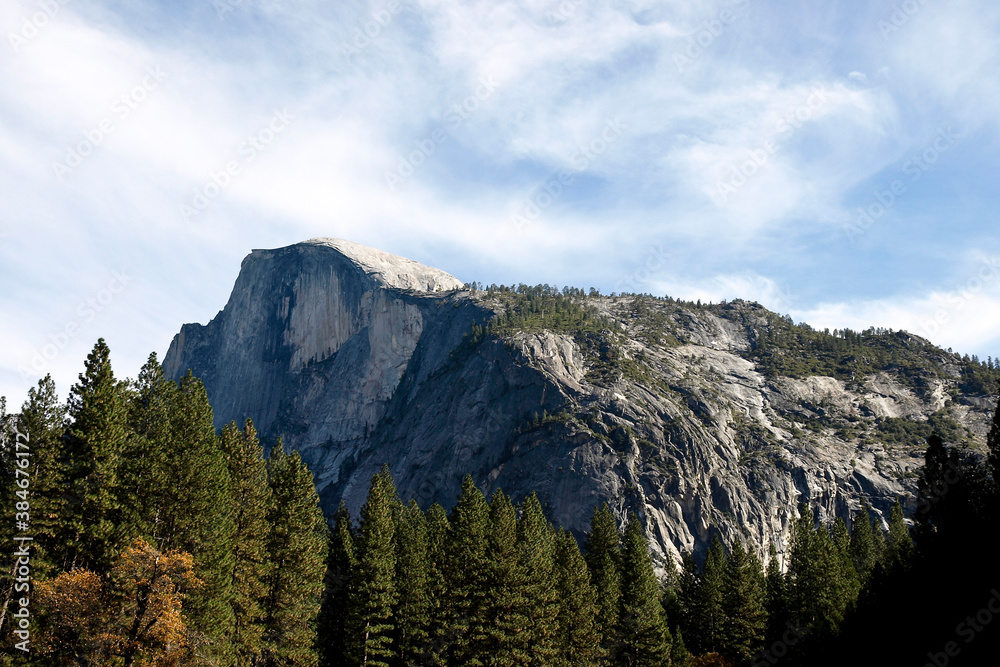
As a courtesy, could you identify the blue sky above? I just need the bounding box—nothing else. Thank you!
[2,0,1000,406]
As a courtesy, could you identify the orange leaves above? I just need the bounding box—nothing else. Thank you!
[34,538,201,666]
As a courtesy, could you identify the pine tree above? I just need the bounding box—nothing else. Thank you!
[219,419,273,664]
[262,441,328,667]
[719,540,767,664]
[831,517,860,621]
[16,375,67,579]
[484,489,527,665]
[689,536,726,655]
[883,499,913,572]
[166,372,237,662]
[763,543,788,649]
[670,627,690,667]
[345,467,399,667]
[848,502,878,586]
[444,475,491,666]
[119,354,175,548]
[677,551,702,653]
[514,493,560,666]
[318,501,355,667]
[553,529,604,667]
[420,503,451,666]
[616,513,670,667]
[62,338,131,572]
[395,499,432,666]
[584,503,622,655]
[786,507,841,635]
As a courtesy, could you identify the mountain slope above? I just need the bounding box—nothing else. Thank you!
[163,240,999,564]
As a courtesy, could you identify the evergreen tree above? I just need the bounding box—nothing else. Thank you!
[344,467,398,667]
[677,551,702,652]
[444,475,491,666]
[689,536,726,655]
[219,419,273,665]
[394,499,432,666]
[670,627,690,667]
[883,499,913,572]
[262,441,328,667]
[786,506,841,634]
[514,493,560,666]
[584,503,622,654]
[119,354,175,549]
[616,513,670,667]
[318,501,355,667]
[484,489,527,665]
[16,375,67,579]
[166,372,237,662]
[763,544,789,649]
[831,517,859,620]
[719,540,767,664]
[61,338,131,572]
[420,503,451,666]
[553,529,604,667]
[848,502,878,586]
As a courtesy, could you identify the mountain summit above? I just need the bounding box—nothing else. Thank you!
[163,240,998,563]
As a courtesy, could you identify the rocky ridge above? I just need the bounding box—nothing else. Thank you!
[163,240,998,566]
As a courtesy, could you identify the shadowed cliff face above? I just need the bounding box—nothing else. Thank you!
[164,239,997,565]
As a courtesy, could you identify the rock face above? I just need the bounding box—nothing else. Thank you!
[163,239,997,566]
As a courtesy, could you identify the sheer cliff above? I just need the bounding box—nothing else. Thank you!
[163,239,998,564]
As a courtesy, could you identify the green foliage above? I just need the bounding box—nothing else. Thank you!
[848,501,880,586]
[515,493,560,665]
[617,513,671,667]
[445,475,492,666]
[62,338,132,572]
[584,503,623,652]
[874,410,973,447]
[345,467,398,667]
[719,541,767,664]
[394,499,432,665]
[475,284,610,338]
[16,376,67,579]
[318,502,355,667]
[220,419,273,664]
[262,441,328,667]
[553,530,604,667]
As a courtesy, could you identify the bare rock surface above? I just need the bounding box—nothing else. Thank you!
[164,240,997,565]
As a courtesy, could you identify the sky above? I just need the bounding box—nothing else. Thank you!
[2,0,1000,407]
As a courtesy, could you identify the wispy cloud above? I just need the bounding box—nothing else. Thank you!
[1,0,999,403]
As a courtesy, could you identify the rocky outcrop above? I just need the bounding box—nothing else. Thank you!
[164,239,997,566]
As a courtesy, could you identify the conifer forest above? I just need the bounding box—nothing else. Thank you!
[2,337,1000,666]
